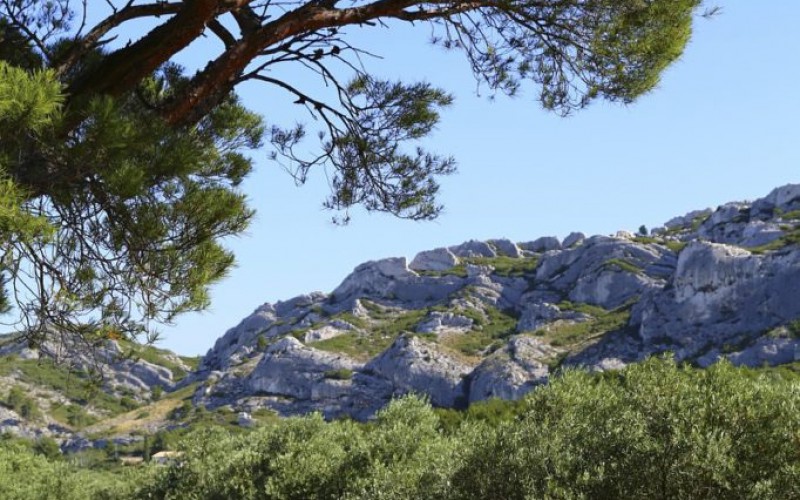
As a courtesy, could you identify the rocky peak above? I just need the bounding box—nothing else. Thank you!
[85,184,800,422]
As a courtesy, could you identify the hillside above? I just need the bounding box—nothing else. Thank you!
[2,183,800,446]
[191,184,800,419]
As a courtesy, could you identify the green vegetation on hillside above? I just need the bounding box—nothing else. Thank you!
[532,302,632,349]
[308,301,519,360]
[309,308,430,360]
[0,385,42,420]
[120,342,194,381]
[419,256,539,279]
[0,357,138,426]
[3,358,800,499]
[601,257,643,274]
[748,226,800,254]
[442,307,518,357]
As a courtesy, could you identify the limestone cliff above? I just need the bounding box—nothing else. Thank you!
[192,184,800,419]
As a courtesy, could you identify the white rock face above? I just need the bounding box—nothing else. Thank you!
[517,302,562,332]
[116,359,174,391]
[535,236,667,309]
[673,243,754,299]
[726,337,800,367]
[332,257,414,301]
[449,240,497,258]
[303,320,355,343]
[705,202,748,228]
[519,236,561,253]
[664,209,712,230]
[202,303,278,369]
[489,238,523,258]
[570,269,657,310]
[469,336,556,402]
[739,222,784,248]
[752,183,800,215]
[562,232,585,248]
[416,312,474,334]
[183,183,800,421]
[615,230,635,240]
[365,336,472,407]
[634,242,800,359]
[409,248,459,272]
[246,337,361,401]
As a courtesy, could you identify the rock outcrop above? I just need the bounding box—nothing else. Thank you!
[468,336,556,402]
[189,184,800,420]
[8,184,800,429]
[410,248,460,272]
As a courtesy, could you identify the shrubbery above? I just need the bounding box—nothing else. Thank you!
[2,357,799,499]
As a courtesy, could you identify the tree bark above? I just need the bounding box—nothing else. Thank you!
[66,0,223,104]
[163,0,418,126]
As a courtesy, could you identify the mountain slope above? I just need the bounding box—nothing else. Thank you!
[191,184,800,419]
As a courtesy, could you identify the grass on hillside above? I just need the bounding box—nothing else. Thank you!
[0,357,138,424]
[748,226,800,254]
[440,307,518,358]
[600,258,643,275]
[309,309,429,360]
[118,341,196,381]
[633,236,687,254]
[84,383,208,437]
[531,302,632,349]
[418,256,539,279]
[308,303,519,361]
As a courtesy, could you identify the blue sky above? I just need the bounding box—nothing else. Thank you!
[152,1,800,355]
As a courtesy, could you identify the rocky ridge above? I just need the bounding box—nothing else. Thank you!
[3,184,800,435]
[0,335,195,445]
[189,184,800,419]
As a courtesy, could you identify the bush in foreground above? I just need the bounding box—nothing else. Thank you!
[2,357,799,499]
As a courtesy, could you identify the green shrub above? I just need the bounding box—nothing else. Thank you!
[0,439,145,499]
[444,306,517,356]
[310,309,429,359]
[2,386,42,420]
[534,302,631,348]
[323,368,353,380]
[452,357,800,499]
[32,437,61,460]
[468,256,539,278]
[781,210,800,221]
[633,235,658,244]
[749,227,800,254]
[787,319,800,338]
[663,239,688,253]
[57,404,96,429]
[0,357,133,416]
[601,257,643,274]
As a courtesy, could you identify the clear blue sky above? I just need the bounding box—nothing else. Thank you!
[151,1,800,355]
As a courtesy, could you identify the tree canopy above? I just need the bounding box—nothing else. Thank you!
[0,0,704,350]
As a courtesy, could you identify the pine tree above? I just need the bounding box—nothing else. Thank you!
[0,1,706,352]
[0,59,261,350]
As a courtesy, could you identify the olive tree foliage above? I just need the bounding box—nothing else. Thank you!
[2,359,799,498]
[0,0,704,349]
[138,396,468,500]
[451,358,800,500]
[0,437,144,500]
[131,361,800,499]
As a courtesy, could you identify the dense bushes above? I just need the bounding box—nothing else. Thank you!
[0,438,144,500]
[451,359,800,499]
[2,385,42,420]
[2,357,799,499]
